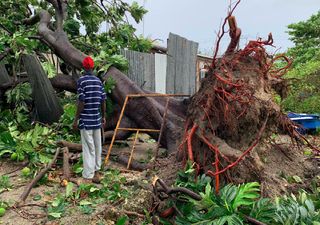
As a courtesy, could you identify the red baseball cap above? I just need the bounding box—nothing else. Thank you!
[82,56,94,70]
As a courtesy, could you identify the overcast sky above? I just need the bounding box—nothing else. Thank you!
[128,0,319,55]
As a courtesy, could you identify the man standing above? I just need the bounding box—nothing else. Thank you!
[73,56,106,183]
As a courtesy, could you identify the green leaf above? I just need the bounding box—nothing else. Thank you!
[116,216,128,225]
[0,149,13,157]
[48,212,62,218]
[41,61,56,78]
[33,194,42,201]
[39,154,51,164]
[292,175,303,183]
[79,205,94,214]
[89,187,99,193]
[79,200,92,206]
[129,1,148,23]
[231,182,260,211]
[66,182,74,197]
[51,198,61,207]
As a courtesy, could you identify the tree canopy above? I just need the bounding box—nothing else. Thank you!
[287,10,320,66]
[282,11,320,113]
[0,0,151,73]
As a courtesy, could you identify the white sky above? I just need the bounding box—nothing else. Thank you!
[127,0,320,55]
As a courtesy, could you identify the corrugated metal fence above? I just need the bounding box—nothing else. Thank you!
[120,50,155,91]
[166,33,198,95]
[121,33,198,95]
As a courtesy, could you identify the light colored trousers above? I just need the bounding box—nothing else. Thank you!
[80,129,102,179]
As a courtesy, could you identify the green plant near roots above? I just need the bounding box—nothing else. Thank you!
[160,163,320,225]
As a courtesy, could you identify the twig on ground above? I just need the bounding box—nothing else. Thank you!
[62,147,71,180]
[16,148,61,205]
[244,215,267,225]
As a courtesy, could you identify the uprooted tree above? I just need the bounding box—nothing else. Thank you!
[0,0,319,195]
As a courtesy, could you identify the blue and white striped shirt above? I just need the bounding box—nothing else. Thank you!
[77,73,106,130]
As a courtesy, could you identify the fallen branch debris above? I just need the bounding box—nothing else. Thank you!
[16,148,60,205]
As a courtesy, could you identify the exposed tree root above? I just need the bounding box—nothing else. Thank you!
[178,2,318,195]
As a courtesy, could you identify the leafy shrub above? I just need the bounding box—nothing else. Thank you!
[161,167,320,225]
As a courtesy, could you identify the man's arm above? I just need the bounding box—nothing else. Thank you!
[73,101,85,130]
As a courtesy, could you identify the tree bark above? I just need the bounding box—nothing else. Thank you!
[23,54,63,124]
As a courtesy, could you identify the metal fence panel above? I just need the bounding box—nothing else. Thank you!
[166,33,199,95]
[120,49,155,91]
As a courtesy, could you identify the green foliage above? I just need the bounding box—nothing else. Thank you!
[0,0,151,72]
[163,167,320,225]
[94,51,128,73]
[46,169,129,220]
[5,83,32,128]
[116,216,128,225]
[0,175,12,192]
[175,161,212,193]
[275,191,320,224]
[282,11,320,113]
[287,11,320,66]
[48,195,69,219]
[129,1,148,23]
[103,77,117,117]
[41,61,56,78]
[5,82,32,106]
[282,61,320,113]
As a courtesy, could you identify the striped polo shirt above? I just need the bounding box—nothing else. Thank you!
[77,72,106,130]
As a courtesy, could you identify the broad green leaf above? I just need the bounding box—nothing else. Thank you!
[116,216,128,225]
[48,212,62,218]
[79,200,92,206]
[66,182,74,197]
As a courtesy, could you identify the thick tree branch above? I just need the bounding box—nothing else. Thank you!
[0,48,13,62]
[23,8,86,68]
[38,10,56,42]
[23,13,41,26]
[46,0,59,8]
[46,0,67,31]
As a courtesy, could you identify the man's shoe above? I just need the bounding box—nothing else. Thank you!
[92,171,103,184]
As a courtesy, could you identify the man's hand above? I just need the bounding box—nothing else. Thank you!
[102,117,106,128]
[72,120,78,131]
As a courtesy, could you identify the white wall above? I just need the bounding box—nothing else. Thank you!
[155,53,167,94]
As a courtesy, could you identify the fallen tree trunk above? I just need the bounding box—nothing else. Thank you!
[103,67,186,152]
[23,54,63,124]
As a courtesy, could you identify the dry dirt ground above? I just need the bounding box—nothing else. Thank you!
[0,134,319,225]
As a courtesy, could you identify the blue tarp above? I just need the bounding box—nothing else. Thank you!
[287,112,320,133]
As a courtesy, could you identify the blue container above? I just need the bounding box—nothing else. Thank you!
[287,112,320,133]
